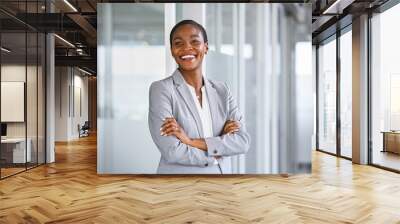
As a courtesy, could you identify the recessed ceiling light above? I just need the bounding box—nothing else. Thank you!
[63,0,78,12]
[322,0,353,15]
[1,47,11,53]
[78,67,92,76]
[54,34,75,48]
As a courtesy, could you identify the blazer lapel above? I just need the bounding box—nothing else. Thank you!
[172,70,204,137]
[204,79,220,137]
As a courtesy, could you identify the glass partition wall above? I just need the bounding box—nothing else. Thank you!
[0,3,46,179]
[316,26,352,159]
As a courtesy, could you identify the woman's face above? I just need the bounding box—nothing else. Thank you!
[171,24,208,72]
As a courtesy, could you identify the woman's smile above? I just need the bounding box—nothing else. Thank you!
[180,54,196,60]
[178,53,198,65]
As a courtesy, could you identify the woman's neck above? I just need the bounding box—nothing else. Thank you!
[179,68,203,90]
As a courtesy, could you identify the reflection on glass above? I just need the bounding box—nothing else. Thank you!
[340,30,352,158]
[1,32,27,177]
[98,4,165,173]
[206,3,235,88]
[38,33,46,165]
[318,38,337,154]
[206,4,312,173]
[371,4,400,171]
[295,41,313,168]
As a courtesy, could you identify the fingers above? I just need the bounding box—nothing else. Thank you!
[225,126,240,134]
[161,124,179,136]
[161,117,176,127]
[161,127,177,136]
[224,122,240,131]
[163,117,175,122]
[161,129,178,136]
[224,120,240,128]
[161,121,178,130]
[223,120,240,134]
[160,117,179,136]
[161,118,177,129]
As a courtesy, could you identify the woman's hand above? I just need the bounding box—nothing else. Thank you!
[222,120,240,135]
[160,117,192,145]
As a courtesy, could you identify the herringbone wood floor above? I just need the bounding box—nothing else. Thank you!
[1,134,400,224]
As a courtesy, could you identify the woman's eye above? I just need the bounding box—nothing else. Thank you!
[174,42,183,47]
[192,40,200,45]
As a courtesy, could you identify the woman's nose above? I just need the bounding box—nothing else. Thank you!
[182,42,193,50]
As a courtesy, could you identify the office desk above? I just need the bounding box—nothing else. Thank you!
[382,131,400,154]
[1,138,31,163]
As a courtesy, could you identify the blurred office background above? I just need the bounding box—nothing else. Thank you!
[97,3,312,174]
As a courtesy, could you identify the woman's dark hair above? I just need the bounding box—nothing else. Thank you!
[169,20,208,46]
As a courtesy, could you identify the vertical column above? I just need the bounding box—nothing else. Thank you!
[181,3,206,26]
[180,3,207,73]
[313,45,317,150]
[279,5,290,173]
[46,30,55,163]
[337,30,341,157]
[45,0,56,163]
[97,3,113,173]
[237,4,246,173]
[352,14,369,164]
[256,4,272,173]
[164,4,176,76]
[270,4,279,173]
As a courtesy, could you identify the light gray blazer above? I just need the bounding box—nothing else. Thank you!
[148,69,250,174]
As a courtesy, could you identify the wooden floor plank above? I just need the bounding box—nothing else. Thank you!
[0,134,400,223]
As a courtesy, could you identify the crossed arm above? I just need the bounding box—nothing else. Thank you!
[160,118,240,152]
[148,81,250,167]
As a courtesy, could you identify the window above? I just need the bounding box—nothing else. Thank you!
[340,29,352,158]
[371,3,400,171]
[317,37,337,155]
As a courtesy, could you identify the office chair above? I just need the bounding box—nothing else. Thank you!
[79,121,90,138]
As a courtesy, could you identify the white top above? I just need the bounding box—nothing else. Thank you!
[185,82,219,165]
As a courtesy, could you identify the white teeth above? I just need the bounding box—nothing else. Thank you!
[181,55,195,60]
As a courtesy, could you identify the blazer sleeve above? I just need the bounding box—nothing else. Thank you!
[148,81,215,167]
[204,83,251,157]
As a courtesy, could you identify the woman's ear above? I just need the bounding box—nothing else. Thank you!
[205,42,209,54]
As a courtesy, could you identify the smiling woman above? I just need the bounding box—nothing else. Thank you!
[148,20,251,174]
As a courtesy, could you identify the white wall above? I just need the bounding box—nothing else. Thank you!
[1,63,46,164]
[55,67,89,141]
[1,65,39,138]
